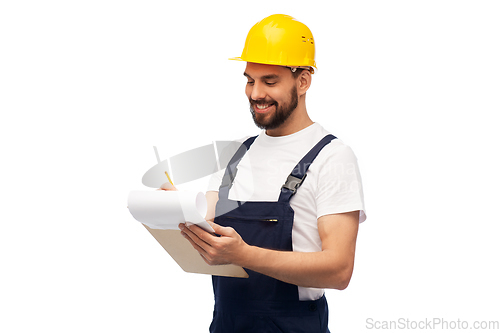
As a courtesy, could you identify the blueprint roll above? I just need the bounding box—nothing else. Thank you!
[127,191,214,233]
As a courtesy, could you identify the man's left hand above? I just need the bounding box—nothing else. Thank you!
[179,222,248,266]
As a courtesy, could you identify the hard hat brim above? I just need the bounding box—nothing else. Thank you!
[229,57,317,74]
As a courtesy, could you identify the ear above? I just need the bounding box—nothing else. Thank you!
[297,70,312,96]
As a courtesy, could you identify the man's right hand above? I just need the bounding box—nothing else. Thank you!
[158,182,177,191]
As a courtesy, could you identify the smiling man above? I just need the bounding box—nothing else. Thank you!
[245,63,306,136]
[176,14,366,333]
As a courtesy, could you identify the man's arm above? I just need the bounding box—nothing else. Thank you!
[180,210,359,290]
[204,191,219,222]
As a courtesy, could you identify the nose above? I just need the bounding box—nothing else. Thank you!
[250,81,266,101]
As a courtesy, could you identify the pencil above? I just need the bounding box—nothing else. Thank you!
[165,171,174,186]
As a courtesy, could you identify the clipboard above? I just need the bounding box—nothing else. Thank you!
[143,225,249,278]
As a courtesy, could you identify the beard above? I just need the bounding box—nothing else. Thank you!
[249,86,298,130]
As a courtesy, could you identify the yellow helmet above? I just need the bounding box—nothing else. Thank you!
[230,14,316,73]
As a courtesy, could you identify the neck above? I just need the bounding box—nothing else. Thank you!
[265,97,313,137]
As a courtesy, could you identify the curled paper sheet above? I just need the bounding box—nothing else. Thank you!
[127,191,215,233]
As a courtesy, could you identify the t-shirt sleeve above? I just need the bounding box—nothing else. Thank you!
[315,144,367,223]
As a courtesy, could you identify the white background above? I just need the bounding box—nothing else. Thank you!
[1,0,499,332]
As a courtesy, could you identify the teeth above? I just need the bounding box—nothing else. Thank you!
[256,104,269,109]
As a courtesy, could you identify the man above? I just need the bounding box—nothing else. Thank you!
[171,14,366,333]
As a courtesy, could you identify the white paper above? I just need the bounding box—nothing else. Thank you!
[127,191,215,233]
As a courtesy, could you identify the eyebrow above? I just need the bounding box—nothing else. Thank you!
[243,72,280,81]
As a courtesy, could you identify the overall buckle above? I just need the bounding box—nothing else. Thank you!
[282,174,307,194]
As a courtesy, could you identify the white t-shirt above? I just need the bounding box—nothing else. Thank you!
[207,122,366,300]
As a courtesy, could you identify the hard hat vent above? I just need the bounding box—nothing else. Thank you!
[301,36,314,44]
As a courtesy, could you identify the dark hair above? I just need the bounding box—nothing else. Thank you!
[291,68,306,79]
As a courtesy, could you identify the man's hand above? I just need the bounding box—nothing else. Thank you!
[158,182,177,191]
[179,222,249,266]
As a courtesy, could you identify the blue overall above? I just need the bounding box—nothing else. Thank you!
[210,134,337,333]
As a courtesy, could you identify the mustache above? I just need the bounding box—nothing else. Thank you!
[249,98,277,106]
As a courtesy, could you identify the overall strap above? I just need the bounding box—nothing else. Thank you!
[219,136,258,193]
[278,134,337,203]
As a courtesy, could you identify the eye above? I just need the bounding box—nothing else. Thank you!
[266,82,277,86]
[246,81,254,86]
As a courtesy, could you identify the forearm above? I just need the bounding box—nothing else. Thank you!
[180,211,358,290]
[238,245,353,290]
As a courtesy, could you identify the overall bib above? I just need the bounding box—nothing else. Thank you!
[211,134,337,333]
